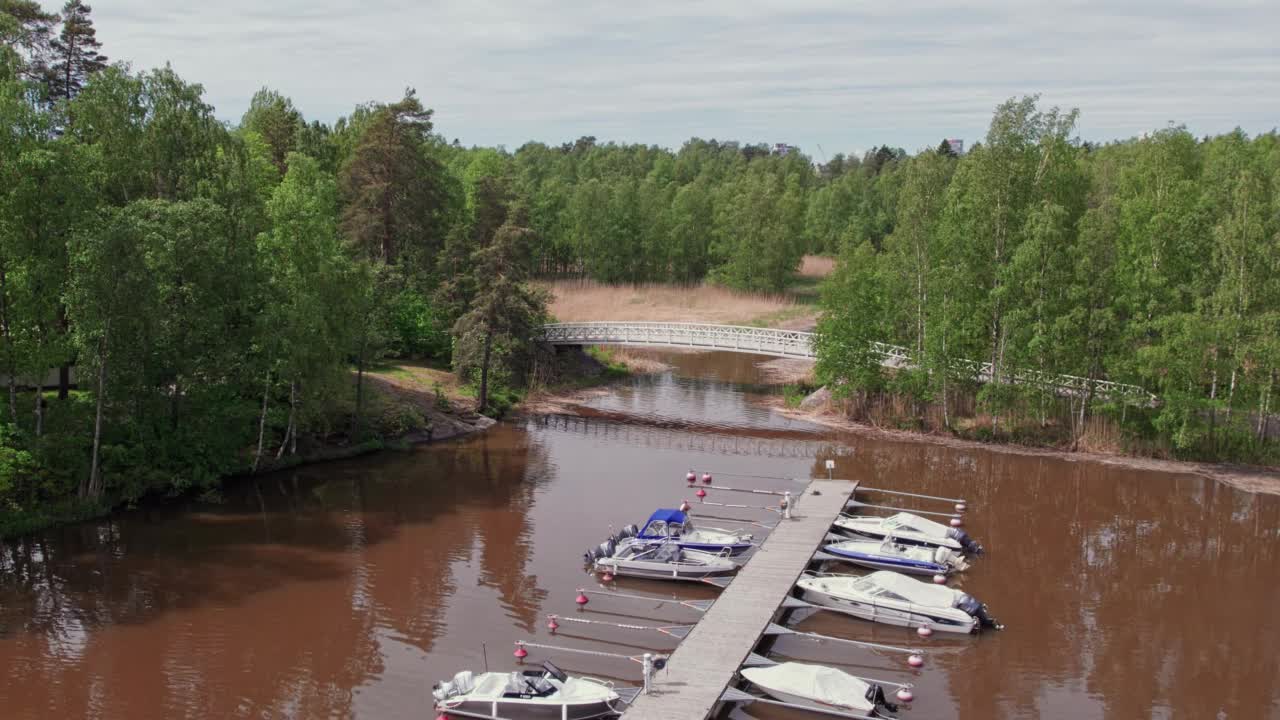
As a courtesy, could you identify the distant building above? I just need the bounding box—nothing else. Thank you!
[946,138,965,155]
[774,143,793,156]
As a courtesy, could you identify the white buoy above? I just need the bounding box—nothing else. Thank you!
[907,654,925,668]
[955,502,967,513]
[896,687,914,703]
[917,624,933,638]
[950,516,963,527]
[932,574,947,585]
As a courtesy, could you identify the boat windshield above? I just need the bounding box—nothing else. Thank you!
[542,661,568,683]
[646,520,681,537]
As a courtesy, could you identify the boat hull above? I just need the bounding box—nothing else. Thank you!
[594,560,736,582]
[632,538,753,556]
[797,586,977,634]
[439,698,619,720]
[821,548,949,576]
[748,685,876,715]
[830,522,962,552]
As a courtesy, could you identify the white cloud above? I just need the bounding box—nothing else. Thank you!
[87,0,1279,154]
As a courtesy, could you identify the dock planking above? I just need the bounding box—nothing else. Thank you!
[622,478,858,720]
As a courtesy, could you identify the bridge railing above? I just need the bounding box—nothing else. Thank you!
[541,322,815,359]
[539,321,1156,405]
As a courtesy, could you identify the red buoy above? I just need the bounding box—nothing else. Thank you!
[679,500,691,512]
[695,488,707,499]
[514,643,528,659]
[686,471,696,483]
[917,625,933,638]
[932,574,947,584]
[547,616,560,632]
[602,572,614,582]
[955,502,967,513]
[702,473,712,484]
[896,687,914,703]
[950,516,963,527]
[575,590,589,606]
[907,654,925,668]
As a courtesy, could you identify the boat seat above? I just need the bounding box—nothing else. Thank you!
[469,673,513,699]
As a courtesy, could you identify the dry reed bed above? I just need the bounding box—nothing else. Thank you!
[798,255,836,278]
[544,279,798,325]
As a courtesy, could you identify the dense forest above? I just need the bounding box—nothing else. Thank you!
[814,100,1279,463]
[2,2,1277,535]
[0,1,553,533]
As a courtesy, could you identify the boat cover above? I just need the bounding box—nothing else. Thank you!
[867,570,957,606]
[741,663,873,712]
[882,512,948,536]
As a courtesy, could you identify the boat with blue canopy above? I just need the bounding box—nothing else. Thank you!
[628,509,755,556]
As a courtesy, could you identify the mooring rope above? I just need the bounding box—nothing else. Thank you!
[550,614,692,636]
[579,589,713,611]
[515,640,645,664]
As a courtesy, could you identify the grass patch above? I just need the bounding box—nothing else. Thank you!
[586,346,632,377]
[782,383,818,408]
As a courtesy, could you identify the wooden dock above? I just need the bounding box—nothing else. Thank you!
[623,478,858,720]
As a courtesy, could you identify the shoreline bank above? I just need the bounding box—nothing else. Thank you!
[534,347,1280,496]
[764,395,1280,496]
[0,365,496,541]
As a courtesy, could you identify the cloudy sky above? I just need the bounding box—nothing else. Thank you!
[89,0,1277,156]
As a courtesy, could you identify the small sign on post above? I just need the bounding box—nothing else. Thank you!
[825,459,835,480]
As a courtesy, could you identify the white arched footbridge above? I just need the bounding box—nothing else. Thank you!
[539,321,1156,405]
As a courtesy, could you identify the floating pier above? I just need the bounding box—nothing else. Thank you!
[622,477,858,720]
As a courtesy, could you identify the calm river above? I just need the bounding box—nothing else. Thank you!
[1,351,1277,719]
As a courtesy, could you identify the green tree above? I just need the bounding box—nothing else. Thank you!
[240,87,302,174]
[46,0,106,102]
[253,153,361,468]
[340,90,451,267]
[813,240,890,393]
[66,204,153,500]
[452,225,548,413]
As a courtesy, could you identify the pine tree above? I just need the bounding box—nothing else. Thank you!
[47,0,106,102]
[339,90,451,267]
[1,0,58,83]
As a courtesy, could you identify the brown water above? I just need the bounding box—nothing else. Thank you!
[1,350,1278,720]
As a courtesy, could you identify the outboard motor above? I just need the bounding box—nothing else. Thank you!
[946,527,983,555]
[956,593,1003,630]
[865,684,899,714]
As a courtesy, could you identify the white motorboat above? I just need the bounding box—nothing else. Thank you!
[795,570,1002,633]
[832,512,983,555]
[433,662,623,720]
[740,662,898,717]
[822,535,969,576]
[587,539,738,582]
